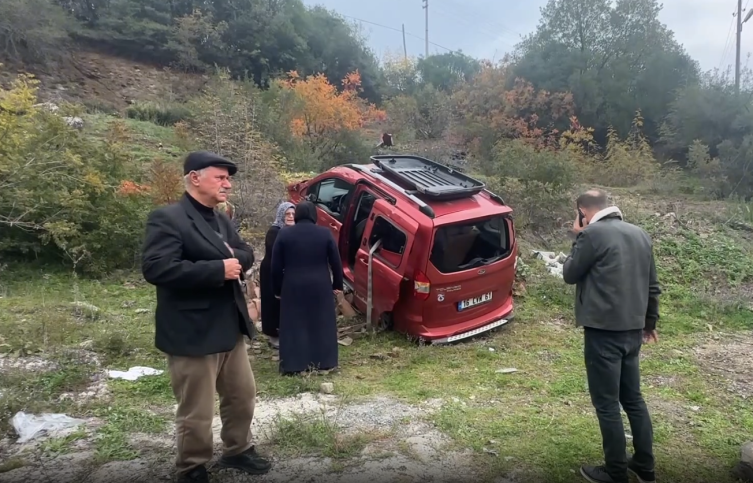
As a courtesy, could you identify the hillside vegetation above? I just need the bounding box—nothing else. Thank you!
[1,0,753,482]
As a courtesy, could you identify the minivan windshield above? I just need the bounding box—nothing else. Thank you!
[429,215,510,273]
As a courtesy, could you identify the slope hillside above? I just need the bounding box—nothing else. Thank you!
[0,50,207,110]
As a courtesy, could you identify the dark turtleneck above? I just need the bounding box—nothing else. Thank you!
[186,192,220,232]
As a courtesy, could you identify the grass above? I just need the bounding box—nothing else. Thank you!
[83,113,189,163]
[0,196,752,481]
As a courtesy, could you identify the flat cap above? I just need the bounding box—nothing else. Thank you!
[183,151,237,176]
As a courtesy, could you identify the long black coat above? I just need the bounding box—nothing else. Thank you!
[141,194,255,356]
[259,225,281,337]
[271,218,344,373]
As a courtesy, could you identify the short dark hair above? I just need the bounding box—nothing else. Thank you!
[576,189,609,210]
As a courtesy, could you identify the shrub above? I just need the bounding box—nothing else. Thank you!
[490,140,576,235]
[125,101,194,126]
[0,72,151,274]
[384,85,451,140]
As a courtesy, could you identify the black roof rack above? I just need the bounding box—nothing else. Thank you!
[345,164,436,218]
[370,154,485,201]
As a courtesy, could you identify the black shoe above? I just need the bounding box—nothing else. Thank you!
[218,445,272,475]
[177,465,209,483]
[580,465,627,483]
[628,459,656,483]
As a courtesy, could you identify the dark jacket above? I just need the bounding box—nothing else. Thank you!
[141,193,255,356]
[563,208,661,332]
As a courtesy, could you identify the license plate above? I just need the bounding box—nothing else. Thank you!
[457,292,492,311]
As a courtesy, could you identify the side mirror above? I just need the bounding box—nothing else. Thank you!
[305,193,317,203]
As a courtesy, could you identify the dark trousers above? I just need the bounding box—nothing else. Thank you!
[584,327,654,483]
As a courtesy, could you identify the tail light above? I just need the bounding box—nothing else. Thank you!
[413,270,430,300]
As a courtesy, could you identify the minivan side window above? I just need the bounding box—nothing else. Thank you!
[306,177,353,220]
[368,216,407,268]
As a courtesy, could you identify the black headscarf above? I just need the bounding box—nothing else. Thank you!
[294,201,318,224]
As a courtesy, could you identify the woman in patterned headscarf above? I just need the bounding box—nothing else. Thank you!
[259,201,295,348]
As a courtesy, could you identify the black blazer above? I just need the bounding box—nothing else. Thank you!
[141,194,255,356]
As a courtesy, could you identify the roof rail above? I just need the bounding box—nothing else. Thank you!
[369,154,485,201]
[345,164,436,218]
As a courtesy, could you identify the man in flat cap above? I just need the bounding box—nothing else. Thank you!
[142,151,271,483]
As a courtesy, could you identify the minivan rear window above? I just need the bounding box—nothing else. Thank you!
[429,216,510,273]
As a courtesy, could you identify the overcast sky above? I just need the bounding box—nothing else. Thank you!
[302,0,751,74]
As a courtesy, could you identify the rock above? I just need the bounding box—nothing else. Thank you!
[734,461,753,482]
[63,117,84,129]
[320,382,334,394]
[134,308,149,314]
[496,368,518,374]
[741,441,753,465]
[337,337,353,346]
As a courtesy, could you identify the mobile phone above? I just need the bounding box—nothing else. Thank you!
[577,208,585,228]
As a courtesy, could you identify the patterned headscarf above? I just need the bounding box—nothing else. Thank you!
[273,202,296,228]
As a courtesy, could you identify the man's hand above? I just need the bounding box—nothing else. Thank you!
[572,210,587,233]
[224,242,234,256]
[643,329,658,344]
[223,258,242,280]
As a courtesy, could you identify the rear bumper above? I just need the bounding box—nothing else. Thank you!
[406,298,515,343]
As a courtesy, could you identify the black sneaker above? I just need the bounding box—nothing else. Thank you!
[218,445,272,475]
[580,465,628,483]
[177,465,209,483]
[628,459,656,483]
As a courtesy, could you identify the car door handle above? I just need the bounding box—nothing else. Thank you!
[358,257,368,264]
[329,223,339,230]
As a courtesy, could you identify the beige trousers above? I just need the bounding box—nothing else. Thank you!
[167,334,256,474]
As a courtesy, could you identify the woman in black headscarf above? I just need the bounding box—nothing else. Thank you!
[270,201,344,375]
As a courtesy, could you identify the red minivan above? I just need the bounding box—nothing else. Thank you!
[287,155,517,343]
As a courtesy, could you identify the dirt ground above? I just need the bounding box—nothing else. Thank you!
[0,385,496,483]
[0,50,207,111]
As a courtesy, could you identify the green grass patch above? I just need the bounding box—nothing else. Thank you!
[1,202,752,481]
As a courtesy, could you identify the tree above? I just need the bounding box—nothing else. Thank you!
[279,70,385,148]
[0,70,150,273]
[513,0,699,143]
[416,52,481,92]
[0,0,72,63]
[189,69,288,229]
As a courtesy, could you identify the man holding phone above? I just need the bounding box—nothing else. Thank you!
[563,189,661,483]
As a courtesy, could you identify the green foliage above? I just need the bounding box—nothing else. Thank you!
[384,84,451,140]
[57,0,383,102]
[0,72,153,274]
[514,0,699,143]
[0,0,72,63]
[487,140,576,234]
[125,101,193,126]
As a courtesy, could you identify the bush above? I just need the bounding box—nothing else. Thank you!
[0,72,151,274]
[125,101,194,126]
[489,140,576,235]
[384,85,451,140]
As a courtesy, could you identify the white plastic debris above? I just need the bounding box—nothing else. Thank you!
[11,411,86,443]
[106,366,163,381]
[532,250,568,277]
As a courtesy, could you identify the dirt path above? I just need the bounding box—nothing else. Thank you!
[0,392,500,483]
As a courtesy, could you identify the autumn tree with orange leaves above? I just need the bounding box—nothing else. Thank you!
[277,70,385,162]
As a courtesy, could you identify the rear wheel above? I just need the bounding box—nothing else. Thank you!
[378,312,394,331]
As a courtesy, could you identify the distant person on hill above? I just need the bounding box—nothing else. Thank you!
[270,201,344,375]
[259,201,295,349]
[376,132,393,148]
[141,151,271,483]
[563,189,661,483]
